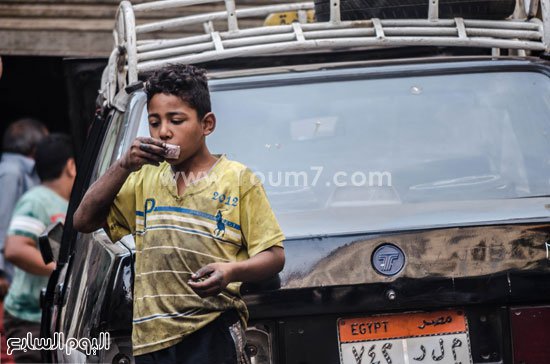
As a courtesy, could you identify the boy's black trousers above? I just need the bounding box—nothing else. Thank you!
[134,310,250,364]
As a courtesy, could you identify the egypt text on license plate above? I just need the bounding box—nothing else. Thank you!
[338,310,473,364]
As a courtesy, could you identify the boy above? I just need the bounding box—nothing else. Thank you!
[4,133,76,363]
[74,64,285,364]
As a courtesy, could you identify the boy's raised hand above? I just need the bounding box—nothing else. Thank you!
[188,263,233,297]
[120,137,166,171]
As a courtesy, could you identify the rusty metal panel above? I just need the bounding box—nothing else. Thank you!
[282,224,550,288]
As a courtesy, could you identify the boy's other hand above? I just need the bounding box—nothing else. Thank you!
[119,137,166,172]
[188,263,233,297]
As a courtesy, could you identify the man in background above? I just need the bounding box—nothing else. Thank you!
[4,133,75,363]
[0,118,49,289]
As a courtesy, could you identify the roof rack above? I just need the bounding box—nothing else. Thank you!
[102,0,550,106]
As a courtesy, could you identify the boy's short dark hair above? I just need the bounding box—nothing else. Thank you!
[145,64,211,119]
[2,118,48,156]
[35,133,74,182]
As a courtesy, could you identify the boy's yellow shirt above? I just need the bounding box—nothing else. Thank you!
[106,155,284,356]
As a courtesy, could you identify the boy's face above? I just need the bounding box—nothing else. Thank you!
[147,93,214,165]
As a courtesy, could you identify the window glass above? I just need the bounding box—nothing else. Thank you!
[90,111,125,183]
[135,70,550,236]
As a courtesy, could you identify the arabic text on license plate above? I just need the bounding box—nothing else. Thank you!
[338,310,473,364]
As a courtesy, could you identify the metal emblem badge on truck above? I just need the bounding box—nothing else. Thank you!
[372,244,406,276]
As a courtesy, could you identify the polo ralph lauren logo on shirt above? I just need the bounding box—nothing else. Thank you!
[214,210,226,237]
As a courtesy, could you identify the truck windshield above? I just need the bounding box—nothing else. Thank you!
[136,68,550,237]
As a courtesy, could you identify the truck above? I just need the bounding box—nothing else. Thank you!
[40,0,550,363]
